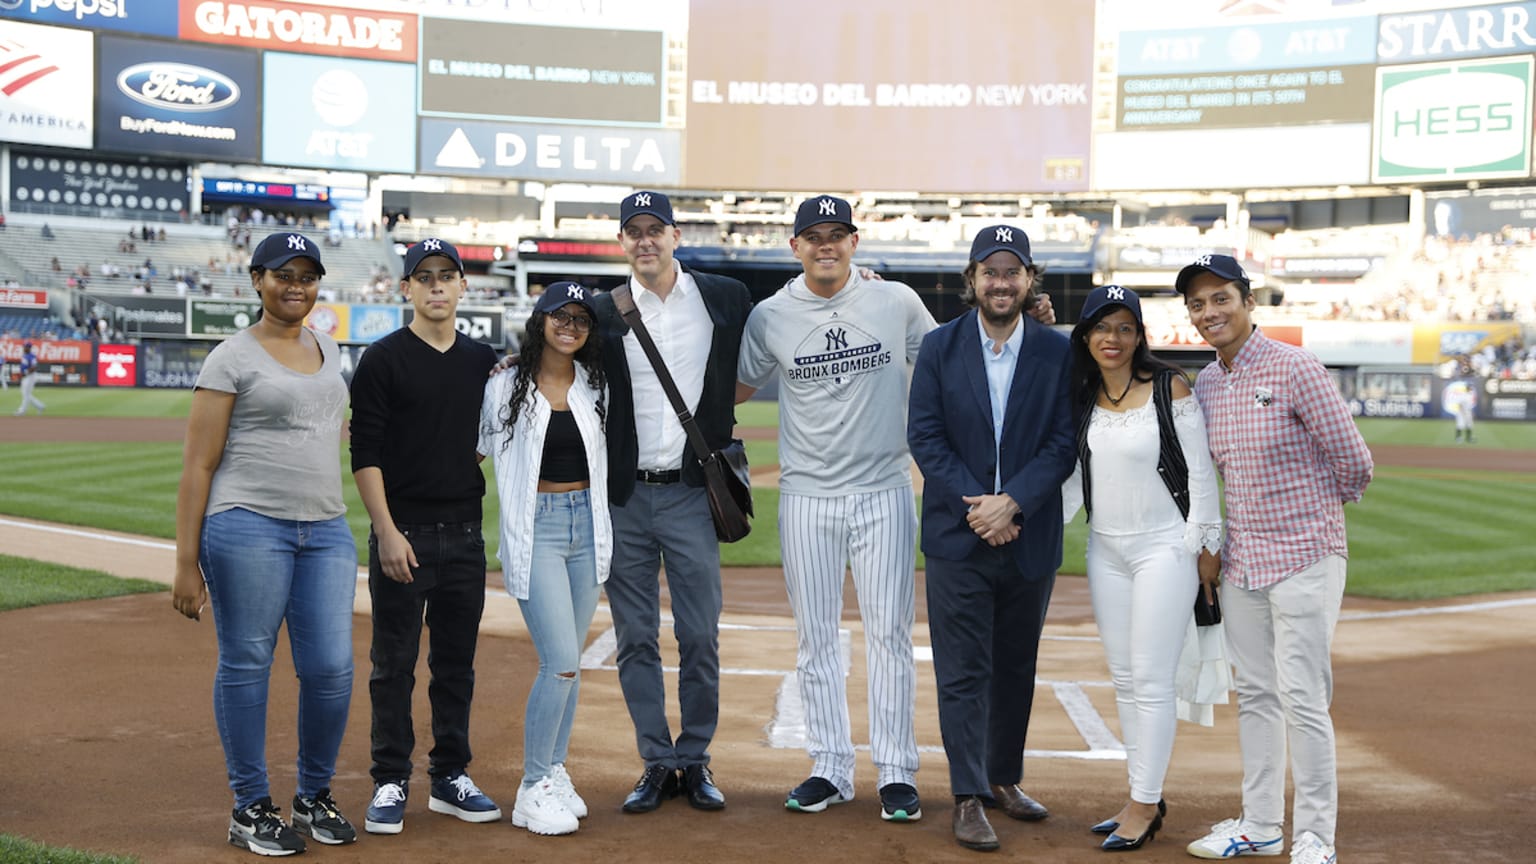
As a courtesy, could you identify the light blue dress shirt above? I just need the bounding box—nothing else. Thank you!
[976,313,1023,493]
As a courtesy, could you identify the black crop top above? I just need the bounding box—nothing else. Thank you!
[540,410,589,483]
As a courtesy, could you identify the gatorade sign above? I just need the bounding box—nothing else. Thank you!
[95,343,137,386]
[1373,56,1533,182]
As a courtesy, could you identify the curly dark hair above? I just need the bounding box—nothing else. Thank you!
[498,309,606,444]
[1068,301,1184,426]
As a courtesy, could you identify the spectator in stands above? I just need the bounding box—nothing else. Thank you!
[41,223,54,240]
[158,226,167,242]
[172,232,358,856]
[50,257,61,272]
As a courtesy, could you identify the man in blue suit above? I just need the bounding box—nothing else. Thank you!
[907,225,1077,852]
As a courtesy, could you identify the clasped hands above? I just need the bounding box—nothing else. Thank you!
[962,493,1021,547]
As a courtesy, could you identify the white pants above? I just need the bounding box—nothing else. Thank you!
[1221,555,1346,845]
[16,372,44,414]
[1452,404,1474,432]
[780,487,919,798]
[1087,528,1197,804]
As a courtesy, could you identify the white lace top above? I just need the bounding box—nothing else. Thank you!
[1062,395,1223,554]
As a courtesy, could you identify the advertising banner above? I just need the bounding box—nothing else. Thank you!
[188,297,259,337]
[86,294,187,336]
[1115,16,1377,131]
[95,342,137,387]
[1373,56,1534,183]
[1377,2,1536,64]
[419,118,679,185]
[304,301,351,341]
[347,304,400,343]
[0,287,47,308]
[1413,321,1524,364]
[402,305,504,348]
[179,0,417,62]
[1270,255,1385,278]
[683,0,1093,192]
[0,19,93,149]
[1480,377,1536,420]
[11,152,187,216]
[261,52,415,173]
[0,0,177,37]
[1424,187,1536,237]
[0,337,93,384]
[139,338,212,388]
[96,34,260,161]
[419,17,663,125]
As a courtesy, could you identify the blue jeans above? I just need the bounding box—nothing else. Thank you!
[513,490,599,787]
[200,507,357,808]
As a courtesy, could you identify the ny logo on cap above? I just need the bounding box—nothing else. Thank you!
[1195,254,1212,266]
[1106,286,1126,301]
[566,284,584,300]
[634,192,652,207]
[995,227,1013,243]
[423,238,442,251]
[287,235,306,251]
[818,198,837,216]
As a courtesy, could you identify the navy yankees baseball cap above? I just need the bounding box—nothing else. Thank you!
[969,224,1033,268]
[793,195,857,236]
[250,232,326,275]
[402,237,463,276]
[1175,253,1249,295]
[620,190,675,227]
[534,281,597,317]
[1078,284,1143,324]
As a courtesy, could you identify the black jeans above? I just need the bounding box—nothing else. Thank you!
[368,520,486,783]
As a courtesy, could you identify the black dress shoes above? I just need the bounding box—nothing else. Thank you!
[953,797,1000,852]
[1090,799,1166,835]
[1102,812,1164,852]
[986,784,1049,822]
[682,764,726,811]
[622,765,679,814]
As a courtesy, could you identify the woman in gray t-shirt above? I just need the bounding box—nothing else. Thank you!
[172,233,358,857]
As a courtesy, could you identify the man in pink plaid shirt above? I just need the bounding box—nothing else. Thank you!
[1176,255,1372,864]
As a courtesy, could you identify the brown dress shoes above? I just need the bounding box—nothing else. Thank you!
[988,784,1049,822]
[953,797,1000,852]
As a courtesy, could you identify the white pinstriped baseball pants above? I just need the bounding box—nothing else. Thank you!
[779,486,920,800]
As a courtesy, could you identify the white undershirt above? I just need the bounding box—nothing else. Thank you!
[624,263,711,472]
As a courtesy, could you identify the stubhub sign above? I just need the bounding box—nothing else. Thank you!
[0,0,178,37]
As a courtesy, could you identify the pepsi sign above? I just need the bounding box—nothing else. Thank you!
[96,34,258,160]
[117,62,240,111]
[0,0,178,37]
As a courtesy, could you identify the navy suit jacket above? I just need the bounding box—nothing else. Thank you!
[595,265,752,506]
[907,310,1076,579]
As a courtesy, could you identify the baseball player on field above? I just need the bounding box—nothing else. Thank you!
[736,194,933,823]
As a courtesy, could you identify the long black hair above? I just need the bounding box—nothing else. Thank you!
[497,308,606,443]
[1068,303,1184,427]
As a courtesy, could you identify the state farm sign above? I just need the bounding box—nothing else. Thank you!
[0,288,48,309]
[95,343,138,387]
[179,0,417,62]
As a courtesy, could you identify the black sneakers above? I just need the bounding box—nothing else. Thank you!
[879,782,922,822]
[229,797,305,857]
[291,788,358,845]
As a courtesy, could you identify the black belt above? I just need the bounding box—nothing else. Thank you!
[636,469,682,485]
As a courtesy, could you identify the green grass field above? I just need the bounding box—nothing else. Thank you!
[0,835,136,864]
[3,390,1534,599]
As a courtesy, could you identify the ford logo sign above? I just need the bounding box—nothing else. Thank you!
[117,63,240,112]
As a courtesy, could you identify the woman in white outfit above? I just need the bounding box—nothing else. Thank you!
[479,282,610,837]
[1064,285,1222,853]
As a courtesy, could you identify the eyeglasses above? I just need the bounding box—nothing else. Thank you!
[549,309,593,332]
[268,269,320,286]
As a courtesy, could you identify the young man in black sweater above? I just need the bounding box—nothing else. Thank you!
[349,238,501,834]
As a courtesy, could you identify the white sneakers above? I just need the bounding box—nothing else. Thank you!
[1288,831,1337,864]
[512,777,579,836]
[548,763,588,819]
[1187,818,1285,858]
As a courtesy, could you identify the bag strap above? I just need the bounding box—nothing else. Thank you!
[611,284,714,464]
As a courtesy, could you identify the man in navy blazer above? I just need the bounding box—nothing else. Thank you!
[907,225,1077,852]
